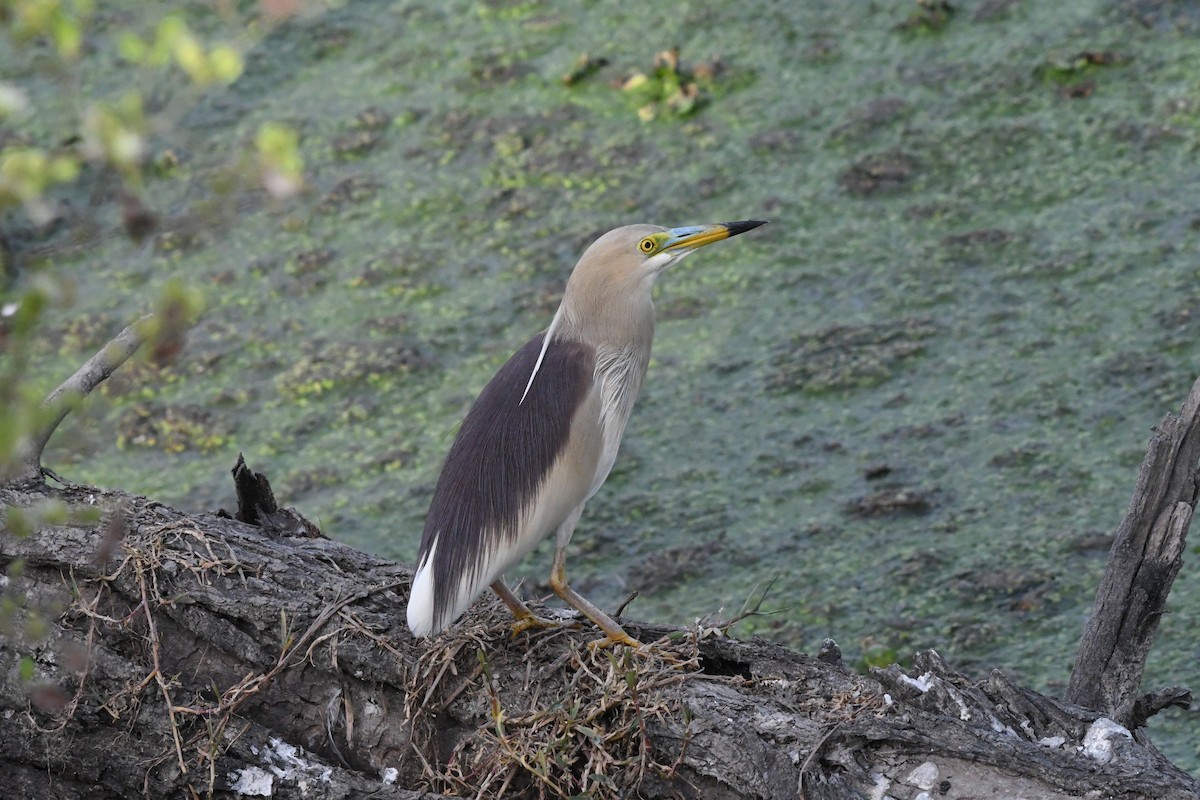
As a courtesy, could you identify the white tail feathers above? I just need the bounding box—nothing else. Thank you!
[406,543,438,637]
[407,536,510,638]
[407,540,490,637]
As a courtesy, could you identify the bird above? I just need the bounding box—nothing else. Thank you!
[407,219,767,648]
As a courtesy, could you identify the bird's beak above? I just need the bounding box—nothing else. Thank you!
[662,219,768,252]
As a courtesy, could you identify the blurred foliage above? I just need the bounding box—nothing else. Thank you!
[0,148,80,222]
[256,121,305,198]
[0,2,291,487]
[116,14,244,86]
[3,0,94,60]
[0,0,251,692]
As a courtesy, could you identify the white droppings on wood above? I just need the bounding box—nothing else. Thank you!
[905,760,938,790]
[235,737,336,795]
[950,686,972,721]
[899,671,934,692]
[228,766,273,797]
[267,737,332,782]
[382,767,398,784]
[1081,717,1132,763]
[866,772,891,800]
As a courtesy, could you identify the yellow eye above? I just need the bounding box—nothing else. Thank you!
[638,237,656,254]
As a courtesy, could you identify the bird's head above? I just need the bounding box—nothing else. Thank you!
[570,219,767,292]
[557,219,766,343]
[636,219,768,273]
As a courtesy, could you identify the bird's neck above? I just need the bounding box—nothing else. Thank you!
[556,274,656,354]
[551,277,656,470]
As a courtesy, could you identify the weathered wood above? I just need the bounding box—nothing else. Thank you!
[230,452,280,525]
[1,480,1197,800]
[219,454,321,538]
[1066,375,1200,724]
[1,481,435,799]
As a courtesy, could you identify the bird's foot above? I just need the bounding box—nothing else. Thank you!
[585,631,644,652]
[510,611,577,638]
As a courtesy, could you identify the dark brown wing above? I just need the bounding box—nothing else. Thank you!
[418,333,595,631]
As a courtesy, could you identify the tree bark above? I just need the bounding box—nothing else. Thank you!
[1066,376,1200,725]
[1,476,1196,800]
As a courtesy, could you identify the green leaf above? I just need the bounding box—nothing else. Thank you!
[117,31,148,63]
[209,45,244,84]
[51,12,83,59]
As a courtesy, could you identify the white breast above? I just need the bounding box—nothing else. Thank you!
[588,343,649,497]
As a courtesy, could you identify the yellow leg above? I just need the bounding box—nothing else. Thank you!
[549,546,641,650]
[490,579,569,636]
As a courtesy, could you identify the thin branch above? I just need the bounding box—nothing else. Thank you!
[798,722,844,800]
[136,558,188,775]
[11,314,152,483]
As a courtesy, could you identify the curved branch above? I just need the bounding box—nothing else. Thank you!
[6,314,152,484]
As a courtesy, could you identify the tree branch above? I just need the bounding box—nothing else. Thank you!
[1066,375,1200,724]
[5,314,151,485]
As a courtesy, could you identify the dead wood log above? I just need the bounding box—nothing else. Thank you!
[1,478,1197,800]
[1067,376,1200,726]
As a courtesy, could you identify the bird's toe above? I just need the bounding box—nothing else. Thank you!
[585,631,643,651]
[510,612,577,637]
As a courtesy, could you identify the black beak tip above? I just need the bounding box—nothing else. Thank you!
[724,219,769,237]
